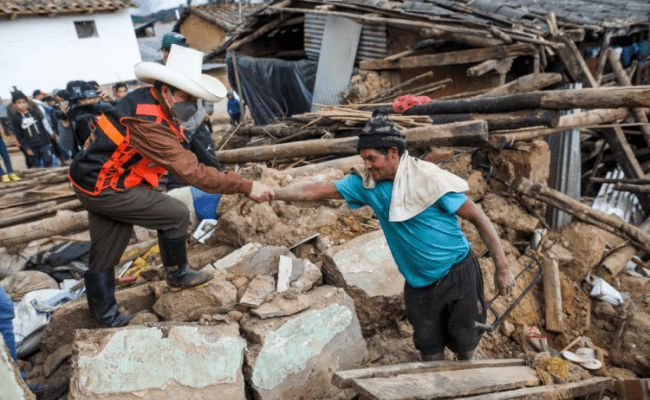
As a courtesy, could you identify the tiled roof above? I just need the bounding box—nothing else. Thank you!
[186,3,267,32]
[0,0,139,18]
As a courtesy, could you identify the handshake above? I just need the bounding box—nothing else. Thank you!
[237,181,275,215]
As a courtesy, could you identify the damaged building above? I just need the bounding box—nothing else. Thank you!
[2,0,650,399]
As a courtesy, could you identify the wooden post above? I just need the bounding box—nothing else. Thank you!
[512,176,650,253]
[0,211,89,248]
[477,73,563,97]
[607,48,650,147]
[542,257,564,333]
[215,120,488,163]
[230,51,246,123]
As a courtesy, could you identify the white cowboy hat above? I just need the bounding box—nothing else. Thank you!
[134,44,226,102]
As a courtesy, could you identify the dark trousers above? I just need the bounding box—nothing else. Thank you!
[404,249,486,355]
[74,186,189,273]
[27,145,53,168]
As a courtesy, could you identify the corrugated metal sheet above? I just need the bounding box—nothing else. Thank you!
[304,13,387,62]
[546,84,582,230]
[592,168,643,226]
[311,15,362,111]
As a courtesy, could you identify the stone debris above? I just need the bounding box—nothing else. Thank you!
[242,286,368,400]
[70,323,247,399]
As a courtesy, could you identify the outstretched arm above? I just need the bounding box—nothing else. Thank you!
[239,182,343,215]
[455,198,514,295]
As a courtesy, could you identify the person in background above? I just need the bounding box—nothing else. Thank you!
[113,82,128,102]
[11,91,54,169]
[227,91,241,126]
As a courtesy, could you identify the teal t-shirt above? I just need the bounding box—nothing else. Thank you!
[335,174,470,288]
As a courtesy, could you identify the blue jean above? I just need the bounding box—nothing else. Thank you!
[27,145,53,168]
[0,287,17,363]
[0,138,13,175]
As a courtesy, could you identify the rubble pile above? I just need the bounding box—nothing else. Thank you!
[1,135,650,399]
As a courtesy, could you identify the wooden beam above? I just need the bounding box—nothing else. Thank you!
[512,176,650,253]
[554,35,598,87]
[594,31,612,84]
[402,86,650,115]
[359,43,537,70]
[477,73,563,97]
[215,120,488,163]
[461,377,613,400]
[607,48,650,147]
[332,359,526,389]
[467,57,514,77]
[431,109,561,130]
[542,257,564,333]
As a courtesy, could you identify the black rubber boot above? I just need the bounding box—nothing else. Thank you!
[84,269,135,328]
[159,235,213,290]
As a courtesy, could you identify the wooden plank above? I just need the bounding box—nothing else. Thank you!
[477,73,563,97]
[359,43,536,70]
[351,365,540,400]
[554,35,598,88]
[332,359,526,389]
[542,257,564,333]
[462,377,613,400]
[512,176,650,253]
[607,48,650,147]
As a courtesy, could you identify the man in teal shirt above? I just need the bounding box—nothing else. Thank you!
[245,111,514,361]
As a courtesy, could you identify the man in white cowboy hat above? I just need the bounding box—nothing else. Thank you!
[68,45,275,328]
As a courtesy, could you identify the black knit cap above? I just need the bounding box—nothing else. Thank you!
[11,90,27,103]
[357,109,406,152]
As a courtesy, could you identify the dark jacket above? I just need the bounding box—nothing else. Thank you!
[11,111,51,150]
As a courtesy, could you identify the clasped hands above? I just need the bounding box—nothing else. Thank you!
[237,181,275,216]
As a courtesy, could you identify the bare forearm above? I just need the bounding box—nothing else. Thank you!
[274,183,343,202]
[474,212,508,272]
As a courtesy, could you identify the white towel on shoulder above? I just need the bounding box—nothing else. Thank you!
[352,151,469,222]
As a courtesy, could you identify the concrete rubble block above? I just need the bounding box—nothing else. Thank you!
[557,221,608,283]
[153,278,237,321]
[70,323,247,400]
[240,275,275,308]
[242,286,368,400]
[206,243,306,280]
[487,139,550,184]
[251,292,310,319]
[481,192,540,234]
[1,334,36,400]
[291,259,322,293]
[322,229,405,332]
[40,282,159,355]
[611,311,650,376]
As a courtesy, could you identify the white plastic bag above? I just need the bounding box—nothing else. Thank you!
[590,277,623,306]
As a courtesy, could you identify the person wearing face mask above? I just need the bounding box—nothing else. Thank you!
[68,45,275,328]
[159,32,221,190]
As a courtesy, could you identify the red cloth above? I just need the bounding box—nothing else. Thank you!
[393,95,432,114]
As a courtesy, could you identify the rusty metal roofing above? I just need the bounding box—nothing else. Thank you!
[0,0,139,17]
[187,3,267,32]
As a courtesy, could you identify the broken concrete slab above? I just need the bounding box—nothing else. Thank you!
[1,334,36,400]
[40,282,160,356]
[242,285,368,400]
[290,259,322,293]
[70,322,247,399]
[322,229,405,332]
[206,243,306,281]
[239,275,275,308]
[153,278,237,322]
[251,292,310,319]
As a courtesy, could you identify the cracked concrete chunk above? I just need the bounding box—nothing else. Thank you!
[1,334,35,400]
[322,230,405,332]
[207,244,305,279]
[251,292,310,319]
[153,279,237,321]
[70,323,246,400]
[240,275,275,307]
[243,286,368,400]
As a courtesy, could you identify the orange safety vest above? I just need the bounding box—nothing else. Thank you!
[69,87,184,195]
